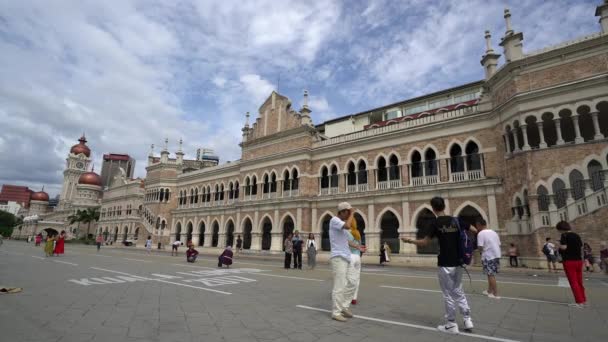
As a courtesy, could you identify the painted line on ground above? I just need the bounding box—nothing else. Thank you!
[380,286,569,305]
[124,258,150,263]
[361,271,561,287]
[296,305,520,342]
[89,267,231,295]
[558,277,569,287]
[254,273,325,282]
[31,256,45,260]
[91,254,113,258]
[171,263,216,269]
[53,260,78,266]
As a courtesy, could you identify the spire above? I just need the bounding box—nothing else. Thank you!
[160,138,169,164]
[175,138,184,164]
[481,30,501,80]
[163,137,168,152]
[242,112,251,143]
[484,30,494,54]
[78,132,87,144]
[245,112,250,128]
[178,138,183,153]
[499,8,524,63]
[149,144,155,156]
[504,8,513,36]
[303,89,309,109]
[597,0,608,33]
[300,89,313,127]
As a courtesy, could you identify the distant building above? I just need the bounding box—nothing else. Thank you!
[0,201,23,216]
[196,148,220,163]
[0,184,33,208]
[100,153,135,189]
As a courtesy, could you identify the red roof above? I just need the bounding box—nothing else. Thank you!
[103,153,131,161]
[363,99,479,130]
[0,184,34,208]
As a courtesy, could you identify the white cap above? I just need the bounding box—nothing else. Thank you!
[337,202,352,212]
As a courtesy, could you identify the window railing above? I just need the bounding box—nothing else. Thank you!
[320,188,330,195]
[329,187,339,195]
[347,184,357,192]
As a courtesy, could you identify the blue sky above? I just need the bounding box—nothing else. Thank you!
[0,0,601,196]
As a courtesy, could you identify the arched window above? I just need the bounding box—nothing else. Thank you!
[214,184,220,201]
[212,222,219,247]
[198,222,205,246]
[389,154,400,180]
[291,169,299,190]
[541,113,558,147]
[552,179,568,208]
[559,110,575,143]
[206,186,211,202]
[228,182,234,199]
[380,210,400,253]
[357,160,367,185]
[587,160,604,191]
[514,198,523,219]
[159,188,165,202]
[320,166,329,189]
[525,116,540,148]
[330,165,339,188]
[449,144,464,173]
[263,174,270,194]
[201,187,206,203]
[219,184,225,201]
[411,151,422,178]
[283,170,291,191]
[537,185,549,211]
[424,149,437,176]
[465,141,481,171]
[194,188,198,204]
[347,162,356,186]
[251,176,258,195]
[234,181,240,199]
[320,215,332,251]
[245,177,251,196]
[270,172,277,193]
[569,170,585,200]
[165,188,170,202]
[175,223,182,242]
[190,189,194,204]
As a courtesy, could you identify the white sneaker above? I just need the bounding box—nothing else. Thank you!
[437,322,459,334]
[463,317,474,331]
[568,303,584,309]
[482,290,489,296]
[488,294,501,300]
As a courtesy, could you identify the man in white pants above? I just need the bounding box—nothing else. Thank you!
[402,196,475,334]
[329,202,366,322]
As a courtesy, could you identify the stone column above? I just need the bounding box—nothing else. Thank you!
[191,233,200,247]
[521,124,530,150]
[252,232,261,251]
[555,118,565,145]
[565,190,577,220]
[572,115,584,144]
[512,129,521,152]
[503,134,512,154]
[204,233,212,247]
[271,233,282,252]
[537,121,547,148]
[591,112,604,140]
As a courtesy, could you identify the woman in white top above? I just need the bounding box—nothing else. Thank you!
[307,233,317,269]
[145,236,152,254]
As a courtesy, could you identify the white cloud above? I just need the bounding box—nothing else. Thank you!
[239,74,276,105]
[212,76,227,88]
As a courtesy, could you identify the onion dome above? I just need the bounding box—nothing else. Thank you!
[70,134,91,157]
[78,169,102,186]
[31,191,49,202]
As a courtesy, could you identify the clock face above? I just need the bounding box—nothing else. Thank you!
[76,162,84,170]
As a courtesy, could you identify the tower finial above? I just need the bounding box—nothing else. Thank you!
[178,138,183,152]
[484,30,494,54]
[303,89,309,109]
[504,8,513,35]
[164,138,168,151]
[149,144,155,156]
[245,112,250,127]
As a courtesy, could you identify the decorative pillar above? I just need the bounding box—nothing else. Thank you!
[591,112,604,140]
[192,233,200,247]
[537,121,547,148]
[555,118,565,145]
[572,115,584,144]
[503,134,512,154]
[512,129,521,152]
[521,124,530,150]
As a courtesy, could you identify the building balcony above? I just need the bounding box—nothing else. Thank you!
[450,169,483,182]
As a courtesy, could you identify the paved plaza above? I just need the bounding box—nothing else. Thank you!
[1,240,607,342]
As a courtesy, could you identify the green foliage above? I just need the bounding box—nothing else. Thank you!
[0,211,18,237]
[67,208,100,240]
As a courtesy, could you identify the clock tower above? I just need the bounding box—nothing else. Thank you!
[59,135,92,207]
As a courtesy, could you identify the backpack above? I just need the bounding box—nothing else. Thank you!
[542,243,550,256]
[453,218,477,266]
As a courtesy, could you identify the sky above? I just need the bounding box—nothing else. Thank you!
[0,0,601,197]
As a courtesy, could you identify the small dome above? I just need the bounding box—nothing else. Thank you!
[70,135,91,157]
[78,171,102,186]
[31,191,49,202]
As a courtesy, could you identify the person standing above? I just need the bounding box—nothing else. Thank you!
[402,196,475,334]
[508,243,518,267]
[186,245,199,263]
[556,221,587,307]
[348,220,363,305]
[54,230,66,256]
[95,234,103,252]
[292,230,303,270]
[44,234,55,257]
[283,233,293,269]
[171,240,182,256]
[236,235,243,255]
[307,233,317,269]
[35,234,42,247]
[475,219,501,299]
[145,236,153,254]
[379,241,391,266]
[329,202,366,322]
[600,242,608,275]
[543,238,558,273]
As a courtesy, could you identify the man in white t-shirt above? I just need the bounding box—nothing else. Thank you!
[474,218,501,299]
[171,240,182,256]
[329,202,366,322]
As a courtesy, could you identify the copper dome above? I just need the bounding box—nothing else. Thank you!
[31,191,49,202]
[70,135,91,157]
[78,171,102,186]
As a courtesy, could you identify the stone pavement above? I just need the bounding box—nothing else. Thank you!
[1,240,607,342]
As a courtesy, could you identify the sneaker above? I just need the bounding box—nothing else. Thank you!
[332,314,348,322]
[341,308,354,318]
[568,303,584,308]
[463,317,474,331]
[482,290,489,296]
[351,299,357,305]
[437,322,459,334]
[488,294,501,300]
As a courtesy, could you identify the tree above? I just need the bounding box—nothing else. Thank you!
[67,208,100,241]
[0,211,19,237]
[67,210,82,237]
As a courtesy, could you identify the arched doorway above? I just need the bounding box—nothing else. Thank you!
[415,208,438,254]
[212,222,219,247]
[261,217,272,250]
[354,212,366,245]
[198,222,205,247]
[225,220,235,247]
[103,228,109,240]
[243,218,252,249]
[380,210,400,253]
[321,214,332,251]
[458,205,483,228]
[134,227,140,240]
[175,222,182,242]
[123,226,128,241]
[186,222,193,243]
[282,216,295,251]
[113,227,118,242]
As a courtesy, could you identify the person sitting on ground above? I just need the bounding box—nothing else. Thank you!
[186,246,199,263]
[218,246,233,268]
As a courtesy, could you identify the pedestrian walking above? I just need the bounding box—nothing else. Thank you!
[95,234,103,252]
[583,242,596,272]
[218,246,233,268]
[186,245,199,263]
[556,221,587,308]
[35,234,42,247]
[307,233,317,269]
[145,236,152,254]
[171,240,182,256]
[292,230,303,270]
[600,242,608,275]
[402,196,475,334]
[508,243,518,267]
[379,241,391,266]
[284,233,293,269]
[475,219,501,299]
[348,219,362,305]
[44,234,55,257]
[236,235,243,255]
[54,230,65,256]
[329,202,366,322]
[542,238,558,272]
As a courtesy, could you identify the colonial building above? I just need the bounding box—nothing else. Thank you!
[148,4,608,266]
[96,175,145,243]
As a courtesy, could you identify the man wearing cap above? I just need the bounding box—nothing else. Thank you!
[330,202,366,322]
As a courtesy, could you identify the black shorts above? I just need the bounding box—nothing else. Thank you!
[172,245,178,251]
